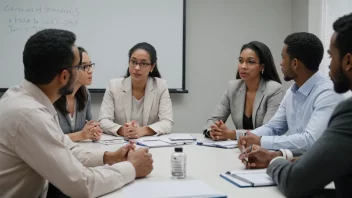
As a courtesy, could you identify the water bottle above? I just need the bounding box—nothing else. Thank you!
[171,147,186,179]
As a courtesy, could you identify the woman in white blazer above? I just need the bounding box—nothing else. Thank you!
[204,41,284,141]
[99,42,173,138]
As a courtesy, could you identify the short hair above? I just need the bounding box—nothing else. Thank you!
[333,12,352,60]
[54,46,88,115]
[124,42,162,78]
[284,32,324,71]
[23,29,76,85]
[236,41,281,84]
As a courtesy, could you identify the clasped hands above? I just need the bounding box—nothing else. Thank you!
[104,141,153,178]
[209,120,235,141]
[118,120,144,139]
[82,120,103,141]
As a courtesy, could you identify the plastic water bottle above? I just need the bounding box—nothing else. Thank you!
[171,147,186,179]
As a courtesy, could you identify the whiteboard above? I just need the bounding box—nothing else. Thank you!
[0,0,185,91]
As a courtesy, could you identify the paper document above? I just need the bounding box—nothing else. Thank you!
[197,140,238,149]
[220,169,275,187]
[122,180,227,198]
[136,140,175,148]
[168,134,197,141]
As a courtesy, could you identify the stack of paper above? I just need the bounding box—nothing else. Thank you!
[168,134,197,141]
[96,135,125,145]
[121,180,227,198]
[197,140,238,149]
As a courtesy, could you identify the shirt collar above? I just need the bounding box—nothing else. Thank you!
[20,79,57,116]
[291,71,324,96]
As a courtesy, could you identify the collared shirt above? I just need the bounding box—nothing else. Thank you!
[0,80,135,198]
[252,71,343,150]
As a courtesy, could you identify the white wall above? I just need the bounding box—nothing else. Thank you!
[291,0,309,32]
[0,0,294,133]
[93,0,293,133]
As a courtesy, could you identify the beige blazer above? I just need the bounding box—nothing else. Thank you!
[204,79,284,131]
[99,77,173,136]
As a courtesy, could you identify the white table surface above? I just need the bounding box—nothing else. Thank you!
[78,134,285,198]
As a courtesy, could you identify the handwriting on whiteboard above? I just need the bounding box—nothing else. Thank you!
[2,4,80,34]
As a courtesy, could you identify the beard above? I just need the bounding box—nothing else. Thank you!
[282,66,294,81]
[331,64,350,94]
[58,69,75,95]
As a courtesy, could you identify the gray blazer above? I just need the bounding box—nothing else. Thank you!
[204,79,284,132]
[98,77,173,136]
[267,97,352,198]
[56,91,92,134]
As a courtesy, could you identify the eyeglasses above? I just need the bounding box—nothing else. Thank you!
[62,64,84,71]
[81,63,95,71]
[129,59,152,68]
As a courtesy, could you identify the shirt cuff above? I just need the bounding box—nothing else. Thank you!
[260,136,274,149]
[90,149,106,166]
[270,156,285,165]
[204,129,211,137]
[285,149,294,161]
[111,161,136,184]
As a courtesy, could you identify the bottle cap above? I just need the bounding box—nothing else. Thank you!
[175,147,183,152]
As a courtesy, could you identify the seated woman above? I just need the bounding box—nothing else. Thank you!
[99,42,173,138]
[54,47,102,142]
[204,41,284,141]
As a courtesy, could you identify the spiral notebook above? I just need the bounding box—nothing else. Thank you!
[220,169,275,187]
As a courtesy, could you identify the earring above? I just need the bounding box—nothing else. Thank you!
[261,70,264,74]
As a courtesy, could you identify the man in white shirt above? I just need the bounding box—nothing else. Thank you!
[0,29,153,198]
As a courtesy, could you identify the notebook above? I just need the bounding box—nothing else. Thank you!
[96,135,125,145]
[121,180,227,198]
[168,134,197,141]
[136,140,174,148]
[220,169,275,187]
[197,140,238,149]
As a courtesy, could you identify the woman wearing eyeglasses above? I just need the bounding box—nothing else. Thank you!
[204,41,284,141]
[99,42,173,138]
[53,47,102,142]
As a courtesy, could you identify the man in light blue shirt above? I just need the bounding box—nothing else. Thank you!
[239,32,343,150]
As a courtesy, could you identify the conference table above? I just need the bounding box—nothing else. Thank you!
[78,133,285,198]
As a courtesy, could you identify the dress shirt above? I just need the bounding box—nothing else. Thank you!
[252,71,343,150]
[0,80,135,198]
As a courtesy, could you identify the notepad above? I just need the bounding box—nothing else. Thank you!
[136,140,175,148]
[220,169,275,187]
[197,140,238,149]
[168,134,197,141]
[122,180,227,198]
[96,135,125,145]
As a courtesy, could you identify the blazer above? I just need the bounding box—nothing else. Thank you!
[204,78,284,133]
[56,90,92,134]
[267,97,352,198]
[98,77,173,136]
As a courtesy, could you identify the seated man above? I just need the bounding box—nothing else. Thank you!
[239,13,352,197]
[239,32,343,150]
[0,29,153,197]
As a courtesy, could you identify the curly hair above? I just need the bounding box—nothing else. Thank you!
[333,13,352,60]
[23,29,76,84]
[284,32,324,72]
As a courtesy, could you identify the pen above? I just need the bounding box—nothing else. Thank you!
[226,172,255,186]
